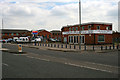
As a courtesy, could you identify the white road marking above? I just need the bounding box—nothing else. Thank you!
[65,62,116,73]
[13,54,27,56]
[27,56,50,62]
[2,63,9,66]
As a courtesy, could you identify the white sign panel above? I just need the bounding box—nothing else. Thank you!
[62,30,113,35]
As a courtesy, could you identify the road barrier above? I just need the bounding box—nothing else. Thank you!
[18,44,22,52]
[32,42,119,51]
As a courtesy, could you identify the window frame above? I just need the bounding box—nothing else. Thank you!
[98,35,105,42]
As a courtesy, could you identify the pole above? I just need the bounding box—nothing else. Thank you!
[79,0,81,50]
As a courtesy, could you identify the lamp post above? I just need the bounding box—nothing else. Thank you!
[79,0,81,50]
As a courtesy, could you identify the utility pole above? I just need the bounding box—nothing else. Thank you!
[79,0,81,50]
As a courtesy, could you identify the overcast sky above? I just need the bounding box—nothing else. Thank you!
[0,0,119,31]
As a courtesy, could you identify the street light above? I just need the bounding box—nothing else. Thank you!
[79,0,81,50]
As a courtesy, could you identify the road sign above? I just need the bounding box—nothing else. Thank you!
[18,44,22,52]
[32,31,38,34]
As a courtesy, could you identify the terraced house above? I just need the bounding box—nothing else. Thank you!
[61,22,113,45]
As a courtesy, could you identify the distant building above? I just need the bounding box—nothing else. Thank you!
[0,29,30,39]
[113,32,120,43]
[37,29,52,42]
[50,30,61,41]
[61,22,113,45]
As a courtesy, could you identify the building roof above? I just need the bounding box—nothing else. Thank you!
[50,30,61,33]
[0,29,30,33]
[62,22,112,29]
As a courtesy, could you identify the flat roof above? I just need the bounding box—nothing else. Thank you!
[62,22,112,29]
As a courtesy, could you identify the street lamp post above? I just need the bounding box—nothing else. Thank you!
[79,0,81,50]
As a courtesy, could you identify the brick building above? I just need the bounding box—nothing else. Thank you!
[1,29,31,39]
[37,29,52,42]
[50,30,61,41]
[113,32,120,43]
[61,22,113,45]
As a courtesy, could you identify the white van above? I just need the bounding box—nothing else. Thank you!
[13,37,19,42]
[16,37,29,42]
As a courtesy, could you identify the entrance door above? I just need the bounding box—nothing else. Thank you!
[80,35,85,44]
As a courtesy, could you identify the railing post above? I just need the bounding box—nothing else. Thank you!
[113,44,115,49]
[48,44,49,47]
[109,46,111,50]
[117,45,119,49]
[54,44,56,47]
[105,46,107,50]
[93,45,94,51]
[74,45,76,49]
[58,44,59,48]
[70,45,71,49]
[34,42,36,46]
[61,44,63,48]
[84,45,86,51]
[51,44,52,47]
[66,44,67,48]
[40,43,41,46]
[101,46,103,50]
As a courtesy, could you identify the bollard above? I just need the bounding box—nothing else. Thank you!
[113,44,115,49]
[18,44,22,53]
[45,44,47,47]
[105,46,107,50]
[84,45,86,51]
[51,44,52,47]
[117,45,119,49]
[93,45,94,50]
[48,44,49,47]
[70,45,71,49]
[40,43,41,46]
[58,44,59,48]
[109,46,111,50]
[66,44,67,48]
[54,44,56,47]
[61,44,63,48]
[74,45,76,49]
[38,43,39,46]
[34,42,36,46]
[101,46,103,50]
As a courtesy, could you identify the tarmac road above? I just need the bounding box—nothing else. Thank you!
[2,43,119,78]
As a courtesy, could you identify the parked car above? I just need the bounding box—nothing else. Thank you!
[0,39,7,43]
[7,38,13,43]
[31,38,41,42]
[16,37,29,42]
[49,38,56,42]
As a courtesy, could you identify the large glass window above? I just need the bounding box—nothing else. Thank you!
[98,35,105,42]
[74,36,78,43]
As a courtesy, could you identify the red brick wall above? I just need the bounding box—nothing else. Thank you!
[37,30,52,39]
